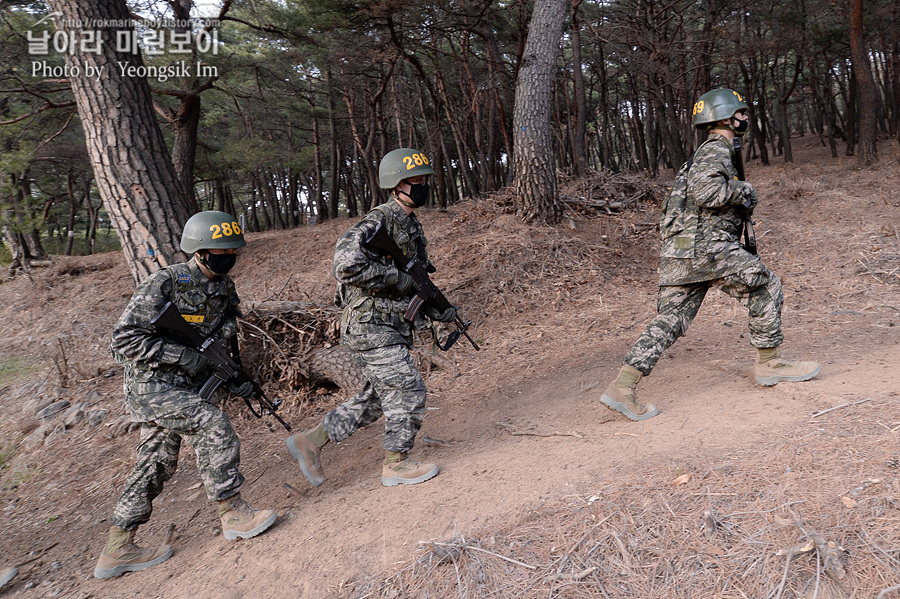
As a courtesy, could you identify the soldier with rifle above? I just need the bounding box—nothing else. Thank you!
[597,89,820,421]
[94,211,277,579]
[288,148,476,488]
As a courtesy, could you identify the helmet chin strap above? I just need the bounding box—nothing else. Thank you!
[711,118,741,136]
[196,250,209,267]
[729,116,749,136]
[195,250,221,276]
[394,190,417,208]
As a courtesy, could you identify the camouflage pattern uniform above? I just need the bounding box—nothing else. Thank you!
[324,199,432,454]
[623,132,784,375]
[109,258,245,530]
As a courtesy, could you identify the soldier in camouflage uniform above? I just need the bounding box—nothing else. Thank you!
[94,211,277,580]
[287,148,455,487]
[598,89,820,421]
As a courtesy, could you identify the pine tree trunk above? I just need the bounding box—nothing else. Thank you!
[45,0,193,284]
[849,0,878,165]
[569,0,588,177]
[512,0,566,225]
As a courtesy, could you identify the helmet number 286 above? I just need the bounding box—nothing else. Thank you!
[403,153,429,170]
[211,221,242,239]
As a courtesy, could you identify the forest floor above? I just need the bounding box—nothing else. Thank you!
[1,138,900,599]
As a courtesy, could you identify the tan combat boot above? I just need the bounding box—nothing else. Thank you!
[599,365,659,421]
[755,348,820,386]
[286,423,329,487]
[218,493,277,541]
[93,526,173,579]
[381,452,439,487]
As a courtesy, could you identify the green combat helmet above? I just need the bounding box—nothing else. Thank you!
[378,148,435,189]
[692,89,748,128]
[180,211,246,254]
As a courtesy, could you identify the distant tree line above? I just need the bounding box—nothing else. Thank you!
[1,0,897,276]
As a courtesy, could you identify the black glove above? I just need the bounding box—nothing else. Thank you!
[427,305,457,323]
[396,271,416,295]
[228,380,255,399]
[733,181,758,211]
[178,348,209,377]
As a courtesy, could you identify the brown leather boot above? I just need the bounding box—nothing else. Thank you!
[599,365,659,421]
[381,452,439,487]
[755,349,820,386]
[286,424,329,486]
[218,493,277,541]
[93,526,173,579]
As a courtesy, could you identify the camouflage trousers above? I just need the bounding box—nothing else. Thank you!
[624,266,784,376]
[323,343,427,454]
[110,395,244,530]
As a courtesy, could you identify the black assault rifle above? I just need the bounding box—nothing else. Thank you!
[151,302,292,431]
[733,137,758,255]
[365,222,480,352]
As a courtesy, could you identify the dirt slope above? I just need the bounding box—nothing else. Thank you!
[1,138,899,598]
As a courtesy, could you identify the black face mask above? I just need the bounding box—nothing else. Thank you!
[733,117,749,136]
[203,252,237,275]
[407,182,430,207]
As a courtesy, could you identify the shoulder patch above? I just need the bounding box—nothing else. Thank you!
[177,273,192,284]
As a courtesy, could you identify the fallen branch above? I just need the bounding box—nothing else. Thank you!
[421,540,537,570]
[811,398,875,418]
[551,566,598,581]
[420,437,453,447]
[877,584,900,599]
[497,420,585,439]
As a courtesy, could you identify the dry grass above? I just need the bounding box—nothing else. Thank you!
[351,396,900,599]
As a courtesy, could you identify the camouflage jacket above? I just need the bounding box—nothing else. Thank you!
[333,198,432,351]
[658,132,761,286]
[110,258,240,420]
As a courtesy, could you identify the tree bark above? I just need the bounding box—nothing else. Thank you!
[63,169,84,256]
[569,0,588,177]
[849,0,878,165]
[44,0,194,284]
[512,0,566,224]
[327,70,339,221]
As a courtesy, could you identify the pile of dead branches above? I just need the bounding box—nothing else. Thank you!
[559,170,669,215]
[351,395,900,599]
[486,169,667,217]
[237,300,353,405]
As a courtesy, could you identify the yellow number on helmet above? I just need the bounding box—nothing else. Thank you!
[693,100,705,116]
[733,91,743,102]
[232,221,242,235]
[403,156,414,170]
[210,224,222,239]
[221,222,233,236]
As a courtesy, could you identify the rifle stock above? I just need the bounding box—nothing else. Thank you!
[365,222,480,351]
[150,302,292,431]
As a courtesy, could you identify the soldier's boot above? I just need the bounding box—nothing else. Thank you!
[755,348,820,386]
[599,365,659,421]
[286,424,330,487]
[93,526,173,579]
[217,493,277,541]
[381,451,439,487]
